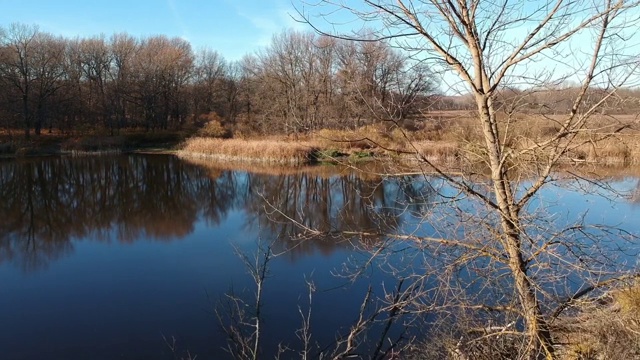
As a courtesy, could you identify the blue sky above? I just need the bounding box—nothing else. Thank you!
[1,1,637,93]
[0,0,306,59]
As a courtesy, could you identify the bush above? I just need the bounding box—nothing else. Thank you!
[197,112,231,138]
[317,149,345,160]
[351,150,374,159]
[199,120,230,138]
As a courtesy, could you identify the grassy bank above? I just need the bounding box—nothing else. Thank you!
[178,112,640,165]
[553,282,640,359]
[177,133,639,167]
[3,111,639,165]
[178,137,321,164]
[407,281,640,360]
[178,130,462,165]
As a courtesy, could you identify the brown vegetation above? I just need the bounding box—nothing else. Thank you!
[178,137,320,164]
[552,284,640,360]
[409,284,640,360]
[177,111,640,166]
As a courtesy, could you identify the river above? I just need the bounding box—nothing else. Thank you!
[0,155,638,359]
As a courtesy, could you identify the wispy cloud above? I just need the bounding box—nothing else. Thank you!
[167,0,190,41]
[238,11,278,46]
[235,1,307,47]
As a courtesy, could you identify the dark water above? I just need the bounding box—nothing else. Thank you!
[0,155,638,359]
[0,155,432,359]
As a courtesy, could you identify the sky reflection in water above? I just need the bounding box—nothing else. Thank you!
[0,155,638,359]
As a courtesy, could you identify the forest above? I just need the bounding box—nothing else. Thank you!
[3,22,638,144]
[0,23,439,140]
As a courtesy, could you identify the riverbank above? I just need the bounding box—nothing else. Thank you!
[177,135,461,165]
[177,113,640,165]
[3,116,640,167]
[0,131,184,158]
[177,135,640,167]
[408,281,640,359]
[552,282,640,359]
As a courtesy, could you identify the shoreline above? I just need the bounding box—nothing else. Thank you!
[1,134,638,167]
[0,132,184,159]
[177,136,638,167]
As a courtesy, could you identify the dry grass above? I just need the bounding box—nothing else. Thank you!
[410,141,460,161]
[179,137,320,164]
[179,111,640,165]
[553,283,640,360]
[311,125,409,151]
[409,283,640,360]
[309,124,462,162]
[612,285,640,315]
[418,112,640,165]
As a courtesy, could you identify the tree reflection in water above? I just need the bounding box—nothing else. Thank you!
[0,155,434,272]
[243,171,435,258]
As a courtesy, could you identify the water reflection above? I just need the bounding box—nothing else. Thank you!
[244,172,434,256]
[0,155,433,271]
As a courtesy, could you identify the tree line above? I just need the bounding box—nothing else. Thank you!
[0,23,438,139]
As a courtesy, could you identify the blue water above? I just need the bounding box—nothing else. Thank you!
[0,155,638,359]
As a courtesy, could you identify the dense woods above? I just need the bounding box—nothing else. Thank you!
[0,23,437,138]
[2,23,639,142]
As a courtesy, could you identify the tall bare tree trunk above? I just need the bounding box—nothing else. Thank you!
[476,93,554,358]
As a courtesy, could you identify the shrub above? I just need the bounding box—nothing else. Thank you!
[199,120,230,138]
[317,149,345,160]
[613,285,640,315]
[351,150,374,159]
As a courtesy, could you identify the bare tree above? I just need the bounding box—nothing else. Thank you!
[192,49,228,121]
[216,241,272,360]
[107,33,137,131]
[297,1,640,358]
[0,24,40,138]
[0,25,439,137]
[78,36,112,132]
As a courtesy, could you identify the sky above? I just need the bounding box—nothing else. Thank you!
[1,1,637,94]
[0,0,306,60]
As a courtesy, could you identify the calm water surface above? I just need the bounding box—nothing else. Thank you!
[0,155,638,359]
